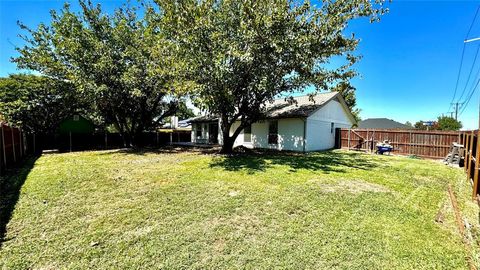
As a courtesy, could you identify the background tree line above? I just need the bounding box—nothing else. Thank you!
[411,116,462,131]
[1,0,387,153]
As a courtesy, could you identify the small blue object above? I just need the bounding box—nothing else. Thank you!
[376,146,393,155]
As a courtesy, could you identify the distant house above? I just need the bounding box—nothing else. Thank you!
[159,116,193,143]
[189,92,356,152]
[357,118,411,129]
[161,116,194,131]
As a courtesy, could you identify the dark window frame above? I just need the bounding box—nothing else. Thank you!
[196,124,202,138]
[268,120,278,144]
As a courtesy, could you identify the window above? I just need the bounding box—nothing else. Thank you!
[196,124,202,138]
[268,121,278,144]
[244,125,252,143]
[331,122,334,134]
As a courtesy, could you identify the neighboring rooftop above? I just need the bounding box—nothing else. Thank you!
[357,118,412,129]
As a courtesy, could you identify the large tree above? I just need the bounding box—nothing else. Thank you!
[437,116,462,131]
[0,74,79,134]
[332,81,360,122]
[159,0,387,153]
[14,0,184,146]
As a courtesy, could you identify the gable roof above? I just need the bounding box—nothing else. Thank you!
[264,92,338,118]
[357,118,411,129]
[189,92,356,123]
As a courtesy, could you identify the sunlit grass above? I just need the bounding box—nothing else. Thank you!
[0,149,476,269]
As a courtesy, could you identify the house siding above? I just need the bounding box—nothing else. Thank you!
[191,97,354,152]
[305,99,353,151]
[231,118,304,151]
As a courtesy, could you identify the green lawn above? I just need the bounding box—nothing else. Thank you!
[0,149,477,269]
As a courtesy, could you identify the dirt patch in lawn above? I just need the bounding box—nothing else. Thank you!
[319,180,391,194]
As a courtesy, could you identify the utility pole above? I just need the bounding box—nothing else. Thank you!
[451,102,463,120]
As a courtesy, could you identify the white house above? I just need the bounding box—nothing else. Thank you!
[189,92,356,152]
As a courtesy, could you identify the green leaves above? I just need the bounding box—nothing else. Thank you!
[159,0,386,152]
[14,0,187,144]
[0,74,80,133]
[11,0,386,149]
[437,116,462,131]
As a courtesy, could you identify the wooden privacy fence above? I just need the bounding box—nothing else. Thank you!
[461,131,480,199]
[339,129,460,159]
[0,123,26,176]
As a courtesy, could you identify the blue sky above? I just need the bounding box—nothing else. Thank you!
[1,0,480,129]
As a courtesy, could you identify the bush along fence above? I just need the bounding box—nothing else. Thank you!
[0,123,26,176]
[461,131,480,200]
[338,128,460,159]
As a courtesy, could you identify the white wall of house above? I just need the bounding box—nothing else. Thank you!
[305,99,353,151]
[191,98,353,152]
[230,118,305,151]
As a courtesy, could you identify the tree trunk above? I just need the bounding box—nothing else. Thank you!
[220,132,235,154]
[219,116,245,154]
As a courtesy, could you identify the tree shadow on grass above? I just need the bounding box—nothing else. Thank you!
[97,145,220,156]
[0,156,38,248]
[209,150,379,174]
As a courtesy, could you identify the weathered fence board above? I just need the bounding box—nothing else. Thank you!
[0,123,25,176]
[339,129,460,159]
[460,131,480,199]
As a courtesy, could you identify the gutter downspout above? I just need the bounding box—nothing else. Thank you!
[303,118,307,153]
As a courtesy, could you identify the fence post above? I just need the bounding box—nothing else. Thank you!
[69,131,72,152]
[33,133,36,154]
[105,131,108,149]
[0,125,3,175]
[366,130,369,152]
[409,131,412,155]
[1,125,6,169]
[467,132,475,183]
[473,131,480,199]
[18,129,23,158]
[347,129,351,150]
[11,127,16,163]
[465,133,470,173]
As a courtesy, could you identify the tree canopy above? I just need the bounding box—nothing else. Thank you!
[0,74,80,134]
[14,0,186,145]
[159,0,387,152]
[437,116,462,131]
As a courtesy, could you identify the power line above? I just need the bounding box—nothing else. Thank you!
[449,44,467,112]
[448,5,480,112]
[460,77,480,116]
[457,44,480,103]
[466,6,480,40]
